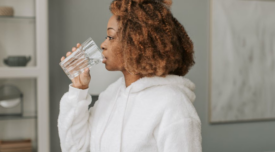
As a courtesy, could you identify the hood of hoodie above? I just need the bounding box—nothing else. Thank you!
[120,74,196,102]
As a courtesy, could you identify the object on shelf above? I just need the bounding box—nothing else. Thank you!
[3,56,31,67]
[0,84,23,116]
[0,139,32,152]
[0,98,20,108]
[0,6,14,17]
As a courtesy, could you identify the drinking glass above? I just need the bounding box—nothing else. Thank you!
[59,37,104,79]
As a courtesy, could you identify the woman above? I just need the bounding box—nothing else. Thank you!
[58,0,202,151]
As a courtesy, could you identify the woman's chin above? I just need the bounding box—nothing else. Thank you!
[105,65,120,71]
[104,64,113,71]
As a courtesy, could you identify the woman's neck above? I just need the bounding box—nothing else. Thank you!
[122,70,142,88]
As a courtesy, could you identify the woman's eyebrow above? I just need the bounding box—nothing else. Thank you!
[107,27,116,31]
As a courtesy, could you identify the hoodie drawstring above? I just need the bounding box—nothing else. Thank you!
[98,86,122,151]
[119,87,132,152]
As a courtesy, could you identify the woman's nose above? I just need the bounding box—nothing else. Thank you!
[101,40,107,50]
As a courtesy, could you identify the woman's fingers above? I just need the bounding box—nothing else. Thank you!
[61,44,80,62]
[72,47,76,52]
[66,51,72,57]
[60,51,72,62]
[61,56,65,61]
[61,44,80,61]
[76,43,81,48]
[84,68,90,76]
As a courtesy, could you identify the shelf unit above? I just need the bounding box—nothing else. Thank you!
[0,112,36,120]
[0,16,35,19]
[0,0,49,151]
[0,68,39,78]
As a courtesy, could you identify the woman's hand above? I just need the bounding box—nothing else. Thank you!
[61,43,91,89]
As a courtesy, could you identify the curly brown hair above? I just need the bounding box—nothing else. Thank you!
[110,0,195,77]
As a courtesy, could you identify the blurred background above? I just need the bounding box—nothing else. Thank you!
[0,0,274,152]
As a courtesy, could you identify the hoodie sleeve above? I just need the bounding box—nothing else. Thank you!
[58,84,96,152]
[154,118,202,152]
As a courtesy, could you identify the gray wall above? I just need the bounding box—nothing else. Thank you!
[49,0,275,152]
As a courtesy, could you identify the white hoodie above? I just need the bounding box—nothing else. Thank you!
[58,74,202,152]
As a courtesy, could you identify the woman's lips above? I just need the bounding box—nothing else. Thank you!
[102,57,107,63]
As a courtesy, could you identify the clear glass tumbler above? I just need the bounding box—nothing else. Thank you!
[59,37,104,80]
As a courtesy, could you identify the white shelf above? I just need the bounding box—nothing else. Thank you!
[0,0,50,151]
[0,16,35,20]
[0,112,37,120]
[0,67,39,78]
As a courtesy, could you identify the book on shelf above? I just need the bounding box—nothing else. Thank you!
[0,139,32,152]
[0,147,32,152]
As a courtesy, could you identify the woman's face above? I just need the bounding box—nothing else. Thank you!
[101,15,124,71]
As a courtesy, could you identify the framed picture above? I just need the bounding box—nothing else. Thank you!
[209,0,275,123]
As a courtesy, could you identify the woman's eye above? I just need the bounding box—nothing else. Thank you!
[105,36,114,40]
